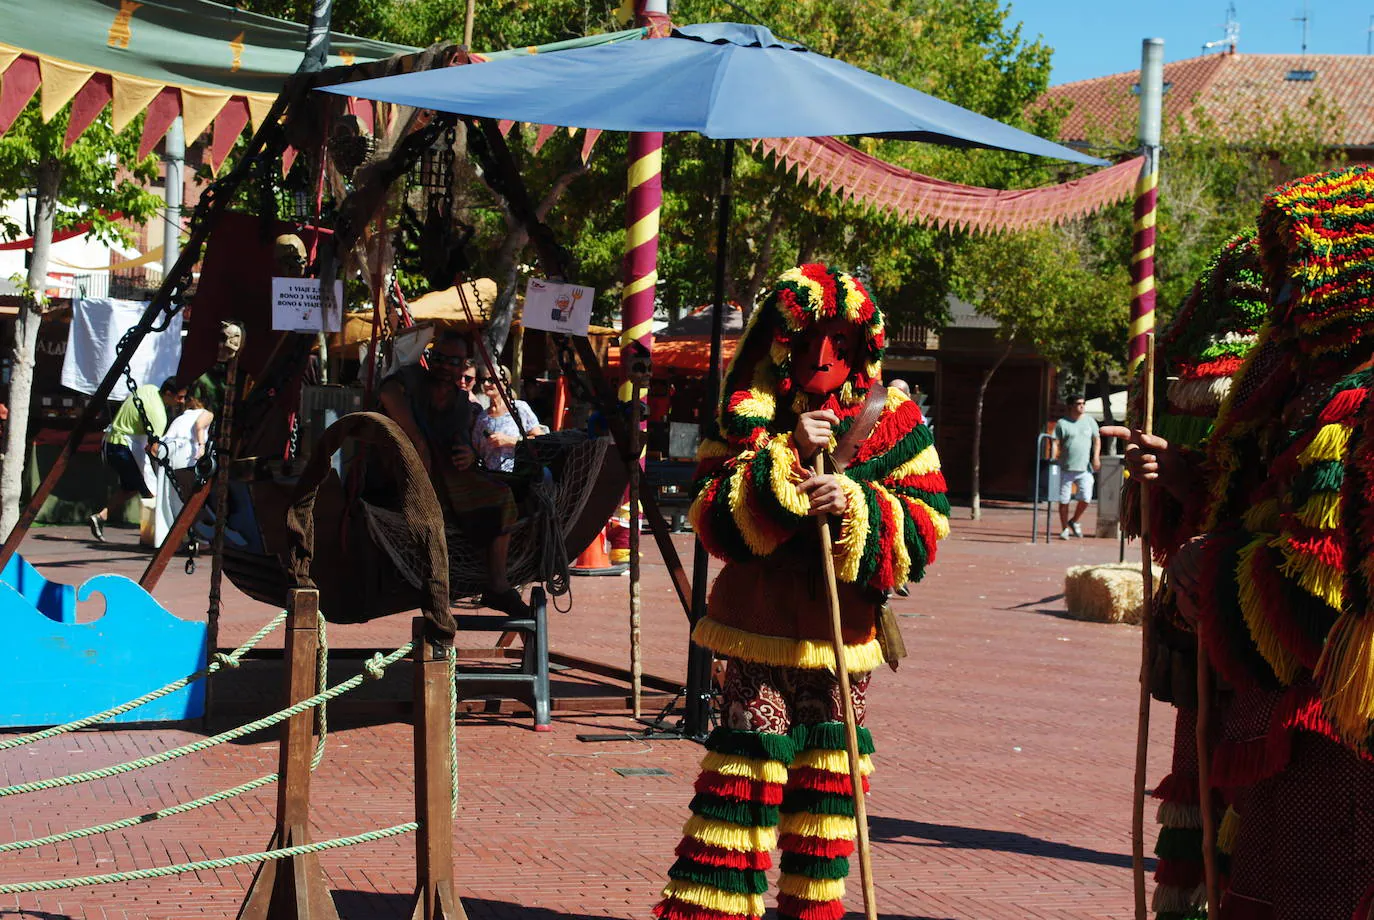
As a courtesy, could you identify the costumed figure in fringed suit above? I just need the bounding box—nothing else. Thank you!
[652,265,949,920]
[1113,231,1269,919]
[1113,165,1374,920]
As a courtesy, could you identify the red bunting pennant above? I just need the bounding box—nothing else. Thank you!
[532,123,557,153]
[0,55,41,136]
[137,86,181,160]
[63,73,112,148]
[209,96,250,173]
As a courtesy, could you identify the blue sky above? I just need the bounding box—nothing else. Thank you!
[1004,0,1369,85]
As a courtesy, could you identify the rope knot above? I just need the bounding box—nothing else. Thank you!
[211,653,241,670]
[363,653,387,681]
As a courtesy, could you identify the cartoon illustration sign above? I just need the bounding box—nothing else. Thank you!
[523,279,595,337]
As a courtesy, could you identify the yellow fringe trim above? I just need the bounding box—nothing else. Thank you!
[791,748,876,776]
[699,752,790,785]
[777,874,846,901]
[731,389,776,427]
[1217,806,1240,855]
[682,815,780,853]
[910,496,951,541]
[660,879,766,916]
[726,462,773,557]
[1241,498,1280,533]
[767,436,811,517]
[1277,540,1345,609]
[779,811,857,840]
[833,475,868,584]
[1315,611,1374,749]
[875,487,912,585]
[1295,491,1342,531]
[696,437,733,463]
[691,618,886,674]
[888,444,941,480]
[1298,423,1351,466]
[1152,884,1207,914]
[1237,536,1301,684]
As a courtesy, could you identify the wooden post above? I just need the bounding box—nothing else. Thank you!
[206,335,244,687]
[238,588,339,920]
[1132,333,1157,920]
[410,618,466,920]
[628,374,644,719]
[813,453,878,920]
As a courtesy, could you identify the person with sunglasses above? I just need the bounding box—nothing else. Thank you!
[470,365,547,473]
[377,330,529,617]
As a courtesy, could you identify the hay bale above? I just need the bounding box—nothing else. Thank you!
[1064,562,1163,625]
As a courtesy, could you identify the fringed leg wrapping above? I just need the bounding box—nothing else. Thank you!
[655,728,793,920]
[776,722,873,920]
[1153,707,1209,920]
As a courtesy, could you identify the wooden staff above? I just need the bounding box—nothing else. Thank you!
[1197,631,1219,918]
[813,452,878,920]
[1132,332,1157,920]
[628,373,644,718]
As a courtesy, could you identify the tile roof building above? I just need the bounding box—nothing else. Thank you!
[1040,52,1374,156]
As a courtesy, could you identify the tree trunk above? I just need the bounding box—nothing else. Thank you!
[740,202,785,323]
[1,158,62,536]
[970,337,1015,521]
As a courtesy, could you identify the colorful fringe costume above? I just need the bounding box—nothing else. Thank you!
[654,265,949,920]
[1164,165,1374,919]
[1119,233,1269,920]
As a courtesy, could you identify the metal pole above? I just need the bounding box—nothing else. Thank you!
[1128,38,1164,377]
[684,137,735,741]
[162,117,184,274]
[629,375,644,718]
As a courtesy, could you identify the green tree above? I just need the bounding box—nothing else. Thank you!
[0,103,162,533]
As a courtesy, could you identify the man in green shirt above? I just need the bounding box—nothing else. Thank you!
[89,376,187,541]
[1053,394,1101,539]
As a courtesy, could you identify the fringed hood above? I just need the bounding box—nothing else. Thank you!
[712,264,886,453]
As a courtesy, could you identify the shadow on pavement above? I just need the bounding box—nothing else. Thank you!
[332,891,621,920]
[869,815,1151,871]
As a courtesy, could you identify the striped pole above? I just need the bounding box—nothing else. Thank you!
[620,0,670,358]
[1129,38,1164,375]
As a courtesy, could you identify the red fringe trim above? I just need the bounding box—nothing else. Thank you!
[1155,857,1205,888]
[1152,770,1201,805]
[852,399,921,465]
[654,899,760,920]
[1246,540,1324,668]
[786,767,871,795]
[675,837,773,871]
[695,772,786,805]
[874,487,899,587]
[1210,683,1374,787]
[1178,355,1246,378]
[893,470,947,493]
[778,834,855,859]
[1318,387,1369,424]
[776,894,846,920]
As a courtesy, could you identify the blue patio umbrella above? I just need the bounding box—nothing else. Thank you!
[325,22,1102,165]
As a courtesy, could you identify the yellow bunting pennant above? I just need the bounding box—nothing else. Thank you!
[179,86,231,142]
[246,93,275,132]
[111,73,164,133]
[38,56,95,122]
[0,44,22,77]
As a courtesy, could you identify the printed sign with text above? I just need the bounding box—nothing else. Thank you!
[522,279,595,337]
[272,277,343,333]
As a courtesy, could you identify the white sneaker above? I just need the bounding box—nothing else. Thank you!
[1071,522,1083,538]
[1060,527,1072,541]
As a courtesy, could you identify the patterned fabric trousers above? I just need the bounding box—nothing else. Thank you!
[654,660,873,920]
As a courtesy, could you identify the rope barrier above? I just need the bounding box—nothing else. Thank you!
[0,822,420,894]
[0,641,412,798]
[0,617,333,855]
[0,611,289,751]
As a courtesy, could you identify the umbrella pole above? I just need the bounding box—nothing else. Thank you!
[813,452,879,920]
[686,137,736,740]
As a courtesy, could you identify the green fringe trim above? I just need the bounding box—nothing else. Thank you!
[791,722,875,755]
[779,851,850,880]
[780,788,856,818]
[668,860,769,895]
[1156,413,1216,452]
[690,793,781,827]
[1154,826,1203,861]
[705,727,796,764]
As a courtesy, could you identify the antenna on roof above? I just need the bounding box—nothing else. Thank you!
[1367,14,1373,54]
[1202,1,1241,53]
[1292,0,1310,57]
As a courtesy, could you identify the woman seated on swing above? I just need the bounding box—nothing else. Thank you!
[377,330,529,617]
[470,364,547,471]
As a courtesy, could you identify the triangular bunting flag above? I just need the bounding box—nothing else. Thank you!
[64,72,113,148]
[580,128,603,164]
[498,119,515,137]
[246,93,275,132]
[137,86,180,159]
[111,72,163,134]
[532,123,557,153]
[0,54,40,136]
[180,86,231,143]
[209,96,250,173]
[346,96,374,135]
[281,144,298,177]
[38,56,95,122]
[0,44,22,76]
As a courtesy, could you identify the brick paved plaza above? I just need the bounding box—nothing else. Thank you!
[0,504,1169,919]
